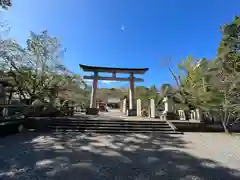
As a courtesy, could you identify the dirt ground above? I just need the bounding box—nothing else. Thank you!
[0,132,240,180]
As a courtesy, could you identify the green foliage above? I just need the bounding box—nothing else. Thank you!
[168,16,240,132]
[0,31,88,106]
[0,0,11,9]
[148,85,158,101]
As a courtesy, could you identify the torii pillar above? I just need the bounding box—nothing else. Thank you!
[90,72,98,108]
[79,64,148,115]
[129,73,135,110]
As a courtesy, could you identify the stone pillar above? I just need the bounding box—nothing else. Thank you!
[195,108,202,122]
[122,98,127,114]
[162,96,175,120]
[160,113,166,120]
[90,72,98,108]
[120,100,123,112]
[129,73,135,110]
[178,110,186,120]
[190,110,196,121]
[163,96,174,112]
[148,100,151,118]
[137,99,142,116]
[150,99,156,118]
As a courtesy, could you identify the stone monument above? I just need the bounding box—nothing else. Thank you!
[136,99,142,116]
[162,96,176,120]
[120,99,123,112]
[195,108,202,122]
[122,98,127,114]
[190,110,197,121]
[178,109,186,120]
[150,99,156,118]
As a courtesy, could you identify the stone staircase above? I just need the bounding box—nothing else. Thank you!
[48,118,182,134]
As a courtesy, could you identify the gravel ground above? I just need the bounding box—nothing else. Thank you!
[0,132,240,180]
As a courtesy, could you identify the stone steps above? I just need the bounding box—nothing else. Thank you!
[49,125,172,130]
[50,123,171,128]
[52,120,168,127]
[49,129,181,134]
[48,118,181,134]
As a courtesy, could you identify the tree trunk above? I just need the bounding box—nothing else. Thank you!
[221,120,229,133]
[222,91,229,133]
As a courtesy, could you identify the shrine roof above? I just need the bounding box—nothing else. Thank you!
[79,64,148,74]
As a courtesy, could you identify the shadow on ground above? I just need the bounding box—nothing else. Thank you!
[0,132,239,180]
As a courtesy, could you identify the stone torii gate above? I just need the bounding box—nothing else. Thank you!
[79,64,148,115]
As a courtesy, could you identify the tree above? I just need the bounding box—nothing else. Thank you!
[0,31,86,106]
[205,16,240,132]
[168,56,206,109]
[206,59,240,132]
[7,31,69,102]
[167,16,240,132]
[218,16,240,73]
[148,84,159,102]
[0,0,11,9]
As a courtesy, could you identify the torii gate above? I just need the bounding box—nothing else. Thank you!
[79,64,148,114]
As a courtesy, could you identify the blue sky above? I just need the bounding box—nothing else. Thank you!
[3,0,240,88]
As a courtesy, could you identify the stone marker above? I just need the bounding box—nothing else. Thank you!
[195,108,202,122]
[163,96,174,112]
[122,98,127,114]
[162,96,175,120]
[178,110,186,120]
[190,110,196,121]
[137,99,142,116]
[160,113,166,120]
[150,99,155,118]
[120,100,123,112]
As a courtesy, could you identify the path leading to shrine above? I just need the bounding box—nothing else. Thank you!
[97,109,160,121]
[0,131,240,179]
[76,109,158,121]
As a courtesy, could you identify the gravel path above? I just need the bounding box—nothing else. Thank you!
[0,132,240,180]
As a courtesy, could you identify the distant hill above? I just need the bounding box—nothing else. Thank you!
[96,86,157,102]
[96,88,127,101]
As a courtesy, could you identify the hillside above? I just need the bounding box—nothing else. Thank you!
[96,88,127,101]
[96,86,158,102]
